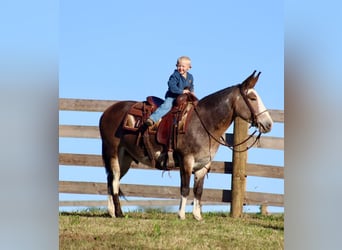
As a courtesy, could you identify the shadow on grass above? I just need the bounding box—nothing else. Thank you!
[244,214,284,231]
[59,207,111,218]
[60,211,111,218]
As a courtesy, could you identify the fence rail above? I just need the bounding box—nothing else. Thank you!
[59,98,284,216]
[59,153,284,179]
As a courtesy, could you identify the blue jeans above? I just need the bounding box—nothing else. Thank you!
[149,97,174,122]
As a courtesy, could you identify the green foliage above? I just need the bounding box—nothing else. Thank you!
[59,210,284,249]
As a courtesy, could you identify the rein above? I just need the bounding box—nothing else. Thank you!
[192,82,266,152]
[193,106,261,152]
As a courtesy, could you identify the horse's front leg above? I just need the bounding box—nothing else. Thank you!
[178,156,194,220]
[192,163,210,221]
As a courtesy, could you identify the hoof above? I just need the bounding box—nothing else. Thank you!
[178,213,186,220]
[108,209,115,218]
[115,212,125,218]
[193,214,203,221]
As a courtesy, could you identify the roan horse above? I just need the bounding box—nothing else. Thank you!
[99,70,273,220]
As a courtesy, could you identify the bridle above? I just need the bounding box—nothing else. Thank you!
[193,83,267,152]
[239,84,269,128]
[239,84,258,127]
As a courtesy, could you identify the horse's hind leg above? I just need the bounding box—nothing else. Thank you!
[102,137,124,218]
[106,171,115,217]
[107,147,133,218]
[105,155,122,218]
[111,156,125,218]
[192,164,210,221]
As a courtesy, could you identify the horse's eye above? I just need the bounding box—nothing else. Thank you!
[248,94,257,101]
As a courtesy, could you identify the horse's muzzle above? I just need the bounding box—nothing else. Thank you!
[258,120,273,133]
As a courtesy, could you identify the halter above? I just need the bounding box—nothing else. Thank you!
[193,83,265,152]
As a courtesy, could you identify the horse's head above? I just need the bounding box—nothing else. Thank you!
[236,71,273,133]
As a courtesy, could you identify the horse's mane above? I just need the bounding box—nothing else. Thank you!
[198,84,238,108]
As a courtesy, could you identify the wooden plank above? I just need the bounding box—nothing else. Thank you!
[244,191,284,207]
[122,183,232,203]
[59,199,228,207]
[60,181,107,195]
[59,99,284,123]
[59,153,283,178]
[59,200,182,207]
[59,181,283,207]
[209,161,284,178]
[59,153,103,166]
[246,164,284,179]
[59,153,152,169]
[59,125,100,138]
[248,136,284,150]
[59,153,229,171]
[59,127,282,150]
[59,98,117,112]
[226,133,284,150]
[210,161,232,173]
[59,181,231,203]
[269,109,284,123]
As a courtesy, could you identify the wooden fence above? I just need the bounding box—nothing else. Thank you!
[59,98,284,217]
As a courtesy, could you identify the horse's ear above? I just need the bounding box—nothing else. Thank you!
[241,71,261,89]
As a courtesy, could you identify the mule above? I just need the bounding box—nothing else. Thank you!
[99,70,273,220]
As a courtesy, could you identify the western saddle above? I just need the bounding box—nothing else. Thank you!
[122,93,198,169]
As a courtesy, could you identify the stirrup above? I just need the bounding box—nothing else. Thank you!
[166,150,175,169]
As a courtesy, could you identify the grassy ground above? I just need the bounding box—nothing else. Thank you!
[59,209,283,250]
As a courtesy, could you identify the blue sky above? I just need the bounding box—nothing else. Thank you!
[59,0,284,213]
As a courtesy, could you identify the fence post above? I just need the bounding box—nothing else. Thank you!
[260,204,269,215]
[230,117,248,218]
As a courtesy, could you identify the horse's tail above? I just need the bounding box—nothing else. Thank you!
[99,114,111,174]
[119,188,127,200]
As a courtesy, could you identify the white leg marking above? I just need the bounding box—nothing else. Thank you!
[192,198,202,221]
[111,158,121,195]
[108,157,120,217]
[192,165,209,221]
[195,167,208,180]
[178,196,187,220]
[107,195,115,218]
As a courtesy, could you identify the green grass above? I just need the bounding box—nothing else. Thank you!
[59,209,283,249]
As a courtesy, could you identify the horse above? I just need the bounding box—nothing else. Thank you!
[99,70,273,220]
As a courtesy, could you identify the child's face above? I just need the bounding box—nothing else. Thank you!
[177,60,191,76]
